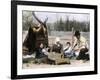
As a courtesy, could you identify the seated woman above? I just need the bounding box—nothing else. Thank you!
[72,31,89,61]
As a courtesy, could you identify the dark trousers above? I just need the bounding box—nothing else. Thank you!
[77,48,89,60]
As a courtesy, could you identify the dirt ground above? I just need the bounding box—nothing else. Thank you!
[22,59,90,69]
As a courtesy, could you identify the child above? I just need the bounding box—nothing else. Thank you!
[63,42,72,58]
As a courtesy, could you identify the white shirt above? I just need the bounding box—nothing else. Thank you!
[63,46,72,53]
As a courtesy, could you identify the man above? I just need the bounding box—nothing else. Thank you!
[35,43,47,58]
[72,30,89,60]
[52,37,63,53]
[35,43,55,64]
[35,43,47,64]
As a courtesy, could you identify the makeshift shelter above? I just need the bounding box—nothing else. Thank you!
[23,12,48,55]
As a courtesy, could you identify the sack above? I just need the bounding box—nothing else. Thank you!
[48,52,70,65]
[55,58,70,65]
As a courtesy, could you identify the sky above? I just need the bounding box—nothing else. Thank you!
[23,11,90,23]
[33,11,90,23]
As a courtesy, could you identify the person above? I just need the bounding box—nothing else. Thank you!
[35,43,55,64]
[35,43,47,59]
[52,37,63,53]
[72,30,89,61]
[63,42,72,58]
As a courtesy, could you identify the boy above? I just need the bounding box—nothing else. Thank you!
[63,42,72,58]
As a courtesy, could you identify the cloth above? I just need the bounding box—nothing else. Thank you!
[73,36,88,49]
[76,48,89,60]
[42,48,49,55]
[63,46,72,54]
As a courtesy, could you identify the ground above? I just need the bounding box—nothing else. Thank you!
[23,59,90,69]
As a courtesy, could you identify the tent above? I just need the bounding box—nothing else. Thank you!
[23,26,48,55]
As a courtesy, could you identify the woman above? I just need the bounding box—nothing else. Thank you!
[72,31,89,60]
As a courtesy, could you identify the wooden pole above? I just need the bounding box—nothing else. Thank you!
[72,27,74,47]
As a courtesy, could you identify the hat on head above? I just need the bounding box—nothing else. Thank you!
[55,37,60,44]
[74,30,80,36]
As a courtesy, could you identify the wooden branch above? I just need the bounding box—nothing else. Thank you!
[32,12,44,25]
[44,17,48,24]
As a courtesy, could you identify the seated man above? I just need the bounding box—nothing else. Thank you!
[52,37,63,53]
[35,43,47,63]
[63,42,72,58]
[35,43,55,64]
